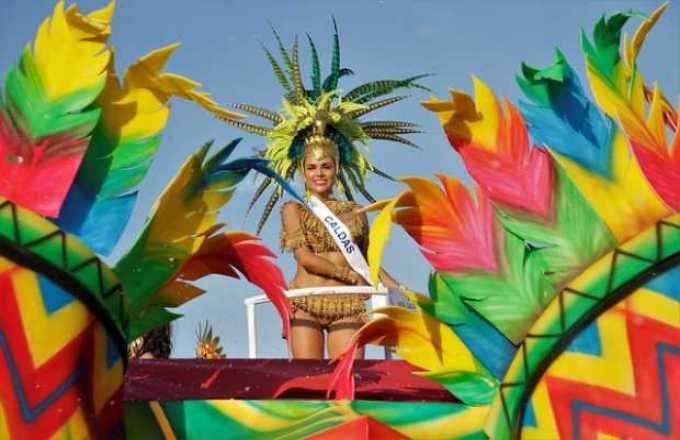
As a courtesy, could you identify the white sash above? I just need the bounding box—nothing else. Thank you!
[308,195,374,284]
[307,195,414,311]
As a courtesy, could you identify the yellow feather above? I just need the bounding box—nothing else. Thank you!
[627,2,670,68]
[144,147,227,256]
[586,61,633,122]
[153,281,206,307]
[367,194,403,286]
[628,68,646,118]
[34,1,111,101]
[586,62,659,152]
[588,3,668,135]
[469,76,500,150]
[371,306,477,372]
[421,78,499,151]
[646,84,667,148]
[550,132,670,242]
[123,44,244,121]
[97,55,170,139]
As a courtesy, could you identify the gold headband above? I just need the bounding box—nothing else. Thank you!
[304,135,340,163]
[302,110,340,164]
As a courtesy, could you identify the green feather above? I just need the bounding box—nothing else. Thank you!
[344,74,432,103]
[257,187,281,234]
[581,12,631,86]
[290,37,306,104]
[5,46,103,139]
[345,166,375,203]
[128,305,181,342]
[497,165,615,286]
[233,103,282,124]
[369,164,397,182]
[368,132,420,149]
[219,117,272,137]
[269,23,294,73]
[443,229,552,345]
[306,34,322,98]
[360,120,420,129]
[349,96,408,118]
[324,16,341,92]
[337,169,354,201]
[246,176,273,216]
[261,44,292,92]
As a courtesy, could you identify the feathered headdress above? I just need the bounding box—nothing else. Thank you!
[218,20,430,231]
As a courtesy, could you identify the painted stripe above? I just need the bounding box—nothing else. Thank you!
[0,329,84,422]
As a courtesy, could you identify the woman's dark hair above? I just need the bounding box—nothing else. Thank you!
[135,324,172,359]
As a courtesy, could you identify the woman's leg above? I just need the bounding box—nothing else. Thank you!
[290,309,324,359]
[327,320,364,360]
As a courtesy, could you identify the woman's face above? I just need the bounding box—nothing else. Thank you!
[303,156,337,196]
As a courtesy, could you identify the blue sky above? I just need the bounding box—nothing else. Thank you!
[2,1,678,358]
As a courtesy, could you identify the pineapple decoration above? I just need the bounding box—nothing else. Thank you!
[196,321,227,359]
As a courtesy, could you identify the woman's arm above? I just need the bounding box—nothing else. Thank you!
[282,202,362,285]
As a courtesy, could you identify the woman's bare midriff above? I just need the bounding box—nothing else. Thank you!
[289,251,369,289]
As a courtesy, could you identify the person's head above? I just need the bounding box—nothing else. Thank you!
[302,110,339,197]
[302,138,338,197]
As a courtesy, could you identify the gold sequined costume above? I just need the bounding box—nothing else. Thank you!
[281,200,370,327]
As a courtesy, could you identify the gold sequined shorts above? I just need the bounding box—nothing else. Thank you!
[290,294,369,330]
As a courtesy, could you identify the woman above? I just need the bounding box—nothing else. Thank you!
[280,115,401,359]
[220,24,426,357]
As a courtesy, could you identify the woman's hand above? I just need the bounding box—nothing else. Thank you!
[347,270,364,285]
[333,266,364,285]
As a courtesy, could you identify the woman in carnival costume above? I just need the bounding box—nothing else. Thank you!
[222,22,429,358]
[280,111,399,359]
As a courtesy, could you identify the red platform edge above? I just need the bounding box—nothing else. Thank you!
[124,358,456,402]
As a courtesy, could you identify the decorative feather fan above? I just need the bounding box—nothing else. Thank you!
[329,2,679,411]
[0,1,300,344]
[218,20,431,232]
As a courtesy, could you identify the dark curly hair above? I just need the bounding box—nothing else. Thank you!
[129,324,172,359]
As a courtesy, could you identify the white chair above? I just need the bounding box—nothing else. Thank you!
[244,286,390,359]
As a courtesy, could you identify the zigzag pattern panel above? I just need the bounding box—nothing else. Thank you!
[521,266,680,439]
[0,257,124,439]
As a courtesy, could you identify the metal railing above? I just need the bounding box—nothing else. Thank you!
[244,286,390,358]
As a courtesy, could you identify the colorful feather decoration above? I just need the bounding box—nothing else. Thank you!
[0,1,112,217]
[153,231,291,344]
[56,44,244,255]
[331,3,679,409]
[114,139,300,340]
[327,305,490,404]
[519,40,669,243]
[586,3,680,211]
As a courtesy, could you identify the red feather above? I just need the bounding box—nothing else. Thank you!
[459,102,554,219]
[169,231,292,344]
[0,114,88,217]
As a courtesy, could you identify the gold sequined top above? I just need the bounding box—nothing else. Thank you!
[280,200,369,255]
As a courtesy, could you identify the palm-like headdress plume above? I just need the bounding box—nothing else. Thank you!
[218,20,430,231]
[330,3,679,419]
[196,321,226,359]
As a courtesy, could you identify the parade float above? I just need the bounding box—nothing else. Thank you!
[0,1,678,439]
